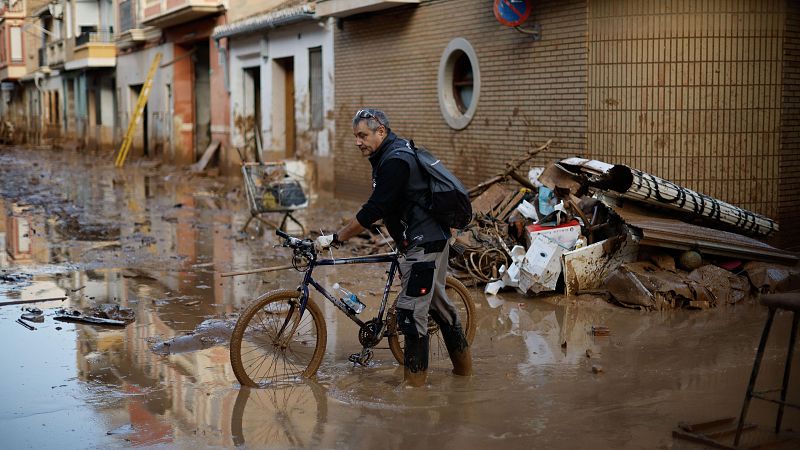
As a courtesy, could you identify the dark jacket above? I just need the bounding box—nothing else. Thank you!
[355,131,449,251]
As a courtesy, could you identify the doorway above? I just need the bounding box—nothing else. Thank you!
[242,65,262,162]
[271,56,295,158]
[129,84,148,157]
[193,41,211,161]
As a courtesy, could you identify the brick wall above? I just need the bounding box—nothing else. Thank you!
[781,1,800,250]
[333,0,588,200]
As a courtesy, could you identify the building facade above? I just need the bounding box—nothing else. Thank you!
[0,0,44,139]
[212,1,335,187]
[321,0,800,249]
[2,0,798,248]
[136,0,229,166]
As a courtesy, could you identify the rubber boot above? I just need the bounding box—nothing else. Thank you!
[398,309,428,387]
[439,320,472,376]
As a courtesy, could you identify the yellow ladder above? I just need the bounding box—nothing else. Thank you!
[115,52,163,168]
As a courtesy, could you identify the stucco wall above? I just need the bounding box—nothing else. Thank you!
[115,44,175,158]
[227,19,335,189]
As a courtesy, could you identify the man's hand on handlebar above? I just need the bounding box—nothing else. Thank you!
[314,234,334,252]
[314,234,340,252]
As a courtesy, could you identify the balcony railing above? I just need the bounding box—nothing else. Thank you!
[2,0,24,14]
[46,40,64,66]
[142,0,225,28]
[75,29,114,47]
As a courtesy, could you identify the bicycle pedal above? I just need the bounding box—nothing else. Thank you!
[348,349,373,366]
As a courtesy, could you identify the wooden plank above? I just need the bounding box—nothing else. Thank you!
[191,140,221,173]
[470,183,513,216]
[0,297,67,307]
[672,430,737,450]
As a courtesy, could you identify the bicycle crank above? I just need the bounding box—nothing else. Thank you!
[348,348,373,366]
[358,318,383,348]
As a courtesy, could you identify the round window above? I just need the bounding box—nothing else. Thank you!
[438,38,480,130]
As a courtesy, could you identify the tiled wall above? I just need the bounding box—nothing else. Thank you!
[587,0,786,231]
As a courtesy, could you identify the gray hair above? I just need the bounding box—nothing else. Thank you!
[352,108,389,131]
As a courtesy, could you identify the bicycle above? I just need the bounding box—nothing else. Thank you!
[229,229,476,388]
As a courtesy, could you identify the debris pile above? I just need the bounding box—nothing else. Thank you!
[55,304,136,327]
[449,142,799,310]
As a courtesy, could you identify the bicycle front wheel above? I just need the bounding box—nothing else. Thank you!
[230,289,327,387]
[388,276,476,366]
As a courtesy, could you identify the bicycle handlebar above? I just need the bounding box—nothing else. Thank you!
[276,230,315,255]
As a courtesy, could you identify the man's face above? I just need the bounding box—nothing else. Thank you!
[353,120,386,157]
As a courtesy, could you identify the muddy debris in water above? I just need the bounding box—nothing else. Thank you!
[0,271,33,283]
[592,365,604,374]
[91,304,136,323]
[150,318,235,355]
[591,325,610,336]
[54,308,129,327]
[744,261,800,293]
[56,216,121,241]
[120,269,156,280]
[20,307,44,323]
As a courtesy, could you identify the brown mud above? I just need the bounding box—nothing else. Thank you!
[0,146,797,449]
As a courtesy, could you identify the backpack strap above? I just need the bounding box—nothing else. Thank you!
[376,139,432,219]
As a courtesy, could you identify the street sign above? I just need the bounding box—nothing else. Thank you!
[493,0,532,27]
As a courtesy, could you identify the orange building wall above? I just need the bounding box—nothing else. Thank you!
[164,15,230,167]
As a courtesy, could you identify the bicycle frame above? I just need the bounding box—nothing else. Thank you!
[297,252,399,332]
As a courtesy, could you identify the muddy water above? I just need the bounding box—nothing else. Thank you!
[0,147,797,449]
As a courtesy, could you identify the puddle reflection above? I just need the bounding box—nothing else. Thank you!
[1,149,798,448]
[231,380,328,447]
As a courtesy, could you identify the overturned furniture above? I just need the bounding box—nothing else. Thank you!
[241,162,308,234]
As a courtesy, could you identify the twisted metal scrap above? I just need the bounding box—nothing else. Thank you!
[451,219,511,283]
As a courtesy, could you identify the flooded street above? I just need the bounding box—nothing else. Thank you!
[0,146,798,449]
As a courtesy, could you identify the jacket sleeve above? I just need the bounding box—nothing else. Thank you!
[355,158,410,228]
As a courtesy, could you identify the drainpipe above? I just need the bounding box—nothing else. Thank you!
[214,38,230,93]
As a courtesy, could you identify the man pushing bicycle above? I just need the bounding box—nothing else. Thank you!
[315,108,473,387]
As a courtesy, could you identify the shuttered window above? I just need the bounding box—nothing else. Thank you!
[309,47,323,130]
[10,27,22,62]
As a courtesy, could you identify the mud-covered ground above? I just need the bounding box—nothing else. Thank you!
[0,146,797,449]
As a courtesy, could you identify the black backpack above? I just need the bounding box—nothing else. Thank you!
[400,140,473,230]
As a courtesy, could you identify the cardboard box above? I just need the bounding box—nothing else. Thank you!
[526,220,581,250]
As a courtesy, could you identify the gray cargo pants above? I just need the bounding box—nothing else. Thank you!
[395,241,460,336]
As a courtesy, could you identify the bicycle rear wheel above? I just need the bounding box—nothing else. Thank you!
[388,276,476,366]
[230,289,327,387]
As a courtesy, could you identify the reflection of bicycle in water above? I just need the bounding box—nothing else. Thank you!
[230,379,328,447]
[229,230,476,387]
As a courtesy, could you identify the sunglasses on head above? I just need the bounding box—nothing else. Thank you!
[356,109,385,127]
